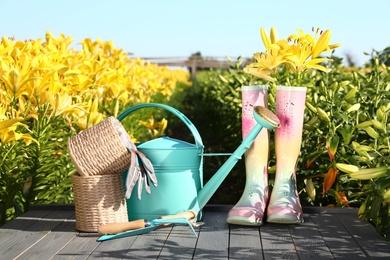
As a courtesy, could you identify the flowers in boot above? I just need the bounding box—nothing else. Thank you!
[244,27,341,86]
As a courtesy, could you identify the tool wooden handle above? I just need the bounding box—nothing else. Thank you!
[160,210,197,221]
[98,219,145,235]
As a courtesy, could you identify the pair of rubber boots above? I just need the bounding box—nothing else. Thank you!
[227,85,306,226]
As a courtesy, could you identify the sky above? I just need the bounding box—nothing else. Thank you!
[1,0,389,67]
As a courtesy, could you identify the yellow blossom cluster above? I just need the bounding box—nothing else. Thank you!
[244,27,341,83]
[0,31,191,144]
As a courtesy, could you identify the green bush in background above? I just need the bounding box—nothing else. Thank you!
[170,54,390,239]
[169,61,248,204]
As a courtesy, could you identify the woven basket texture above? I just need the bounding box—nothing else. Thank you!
[68,116,131,176]
[72,173,128,232]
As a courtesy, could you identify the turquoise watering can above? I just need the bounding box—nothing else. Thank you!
[117,103,280,221]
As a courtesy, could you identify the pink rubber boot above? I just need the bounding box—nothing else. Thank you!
[227,85,270,226]
[266,86,306,224]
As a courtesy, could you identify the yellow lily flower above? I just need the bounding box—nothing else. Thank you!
[312,29,331,58]
[283,28,330,72]
[312,28,341,58]
[0,120,37,145]
[87,111,104,127]
[244,44,285,81]
[284,44,330,73]
[288,28,341,59]
[139,116,168,137]
[260,27,279,51]
[243,64,274,82]
[0,69,37,97]
[246,26,341,82]
[0,118,23,131]
[12,131,38,145]
[72,115,87,131]
[48,92,85,117]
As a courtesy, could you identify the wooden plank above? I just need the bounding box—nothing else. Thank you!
[229,225,263,260]
[87,225,171,259]
[288,213,334,259]
[303,206,358,214]
[0,210,74,259]
[0,209,53,246]
[29,204,75,211]
[193,210,229,259]
[260,222,299,260]
[125,226,172,259]
[1,205,390,259]
[53,233,100,260]
[310,213,368,259]
[336,213,390,259]
[158,224,200,259]
[15,220,77,260]
[88,235,138,259]
[124,226,172,259]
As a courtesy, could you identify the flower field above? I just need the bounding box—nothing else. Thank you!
[0,31,191,224]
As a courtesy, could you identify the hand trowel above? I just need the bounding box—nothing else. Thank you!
[97,210,198,241]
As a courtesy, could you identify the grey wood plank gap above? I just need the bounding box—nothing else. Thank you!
[310,213,368,259]
[124,226,172,259]
[0,209,54,246]
[14,221,77,260]
[229,225,263,260]
[88,235,137,259]
[1,205,390,259]
[1,210,74,259]
[193,210,229,259]
[288,213,334,259]
[158,224,200,259]
[336,212,390,259]
[52,234,100,260]
[260,222,299,260]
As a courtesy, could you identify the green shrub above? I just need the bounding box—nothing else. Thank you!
[169,61,250,204]
[169,55,390,239]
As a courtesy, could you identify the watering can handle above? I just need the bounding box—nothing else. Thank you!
[117,103,204,150]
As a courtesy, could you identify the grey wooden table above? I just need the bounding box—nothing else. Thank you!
[0,204,389,259]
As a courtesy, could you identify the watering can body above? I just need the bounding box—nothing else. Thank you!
[126,137,204,220]
[118,103,205,221]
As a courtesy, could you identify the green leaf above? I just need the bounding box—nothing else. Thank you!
[370,196,383,222]
[326,136,339,161]
[337,125,353,144]
[306,150,325,168]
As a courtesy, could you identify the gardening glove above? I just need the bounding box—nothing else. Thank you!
[125,147,157,200]
[137,167,149,200]
[113,118,157,199]
[125,149,141,199]
[136,150,157,187]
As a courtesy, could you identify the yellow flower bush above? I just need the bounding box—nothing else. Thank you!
[0,31,191,224]
[0,116,35,145]
[0,31,190,133]
[244,27,341,85]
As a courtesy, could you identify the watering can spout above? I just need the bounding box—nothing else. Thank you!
[197,106,280,210]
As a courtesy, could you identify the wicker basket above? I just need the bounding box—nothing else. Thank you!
[72,173,129,232]
[68,116,132,176]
